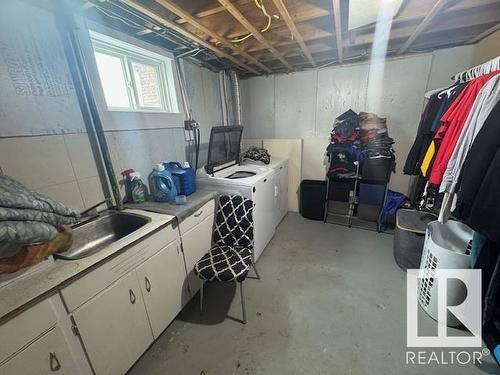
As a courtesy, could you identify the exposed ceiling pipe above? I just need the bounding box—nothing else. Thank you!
[219,71,229,126]
[174,58,191,121]
[229,70,242,126]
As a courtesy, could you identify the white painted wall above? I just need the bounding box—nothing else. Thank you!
[0,4,222,211]
[241,45,476,194]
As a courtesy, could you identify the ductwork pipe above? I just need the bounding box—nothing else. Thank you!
[174,58,190,121]
[229,70,242,126]
[219,70,229,126]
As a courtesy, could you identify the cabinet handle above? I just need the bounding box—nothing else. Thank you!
[129,289,136,304]
[145,277,151,292]
[49,352,61,372]
[194,210,203,217]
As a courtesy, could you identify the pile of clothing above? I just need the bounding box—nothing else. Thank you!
[358,112,395,159]
[0,175,78,273]
[327,110,361,178]
[327,110,395,179]
[241,146,271,164]
[330,109,359,144]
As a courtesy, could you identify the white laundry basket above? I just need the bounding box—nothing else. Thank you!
[417,220,473,327]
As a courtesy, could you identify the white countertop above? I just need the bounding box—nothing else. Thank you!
[0,209,175,322]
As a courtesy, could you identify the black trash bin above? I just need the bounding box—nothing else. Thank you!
[393,209,437,271]
[300,180,327,220]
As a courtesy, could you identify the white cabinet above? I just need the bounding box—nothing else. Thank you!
[0,203,218,375]
[0,325,80,375]
[136,240,189,339]
[275,163,288,226]
[181,214,215,296]
[61,225,178,312]
[254,174,276,261]
[72,271,152,375]
[0,298,58,364]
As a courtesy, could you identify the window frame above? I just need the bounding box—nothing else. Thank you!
[89,30,179,113]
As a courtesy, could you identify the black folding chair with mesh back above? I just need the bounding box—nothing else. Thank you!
[194,195,260,324]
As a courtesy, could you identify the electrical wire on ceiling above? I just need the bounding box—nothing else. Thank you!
[231,0,278,43]
[88,0,219,67]
[95,5,142,30]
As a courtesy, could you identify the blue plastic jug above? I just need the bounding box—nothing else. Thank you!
[163,161,196,196]
[148,165,178,202]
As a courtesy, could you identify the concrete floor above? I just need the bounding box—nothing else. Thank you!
[130,213,499,375]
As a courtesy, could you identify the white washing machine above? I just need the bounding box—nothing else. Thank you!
[197,126,287,261]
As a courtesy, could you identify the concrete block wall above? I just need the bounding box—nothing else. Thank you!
[241,45,477,194]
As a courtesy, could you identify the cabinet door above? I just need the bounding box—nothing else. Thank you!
[72,271,152,375]
[0,325,80,375]
[253,175,276,261]
[181,214,214,296]
[279,165,289,222]
[273,172,281,228]
[136,240,188,339]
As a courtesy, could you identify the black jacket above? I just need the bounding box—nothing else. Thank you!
[456,101,500,228]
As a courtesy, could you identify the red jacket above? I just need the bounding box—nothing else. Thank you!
[429,71,500,185]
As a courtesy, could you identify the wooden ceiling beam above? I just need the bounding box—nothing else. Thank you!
[117,0,260,75]
[468,22,500,43]
[225,3,330,40]
[332,0,343,63]
[155,0,271,73]
[397,0,449,54]
[244,0,499,54]
[272,0,315,67]
[257,11,500,65]
[353,11,500,47]
[176,0,252,25]
[217,0,294,71]
[231,0,499,45]
[247,26,332,54]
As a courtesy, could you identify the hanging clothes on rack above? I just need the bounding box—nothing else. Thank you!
[440,75,500,194]
[404,84,467,176]
[428,70,499,186]
[404,93,442,175]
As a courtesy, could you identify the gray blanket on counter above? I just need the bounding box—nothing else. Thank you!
[0,175,79,258]
[125,190,218,224]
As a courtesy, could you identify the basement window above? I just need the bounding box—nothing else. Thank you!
[89,30,178,113]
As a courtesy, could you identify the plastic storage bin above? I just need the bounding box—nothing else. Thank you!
[417,220,473,327]
[300,180,327,220]
[361,158,393,182]
[393,209,437,271]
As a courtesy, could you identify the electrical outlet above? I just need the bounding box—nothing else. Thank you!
[184,119,198,130]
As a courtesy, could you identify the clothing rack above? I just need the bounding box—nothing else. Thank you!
[424,56,500,98]
[451,56,499,83]
[437,56,500,223]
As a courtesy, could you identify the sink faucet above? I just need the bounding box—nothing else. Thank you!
[80,198,112,218]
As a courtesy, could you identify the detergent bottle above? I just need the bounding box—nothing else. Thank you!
[163,161,197,196]
[148,164,178,202]
[121,169,135,203]
[129,172,147,203]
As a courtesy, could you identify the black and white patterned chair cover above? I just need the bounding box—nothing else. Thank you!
[195,195,254,282]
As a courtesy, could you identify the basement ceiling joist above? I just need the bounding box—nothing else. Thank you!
[79,0,500,77]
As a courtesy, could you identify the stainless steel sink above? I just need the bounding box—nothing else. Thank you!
[55,211,151,260]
